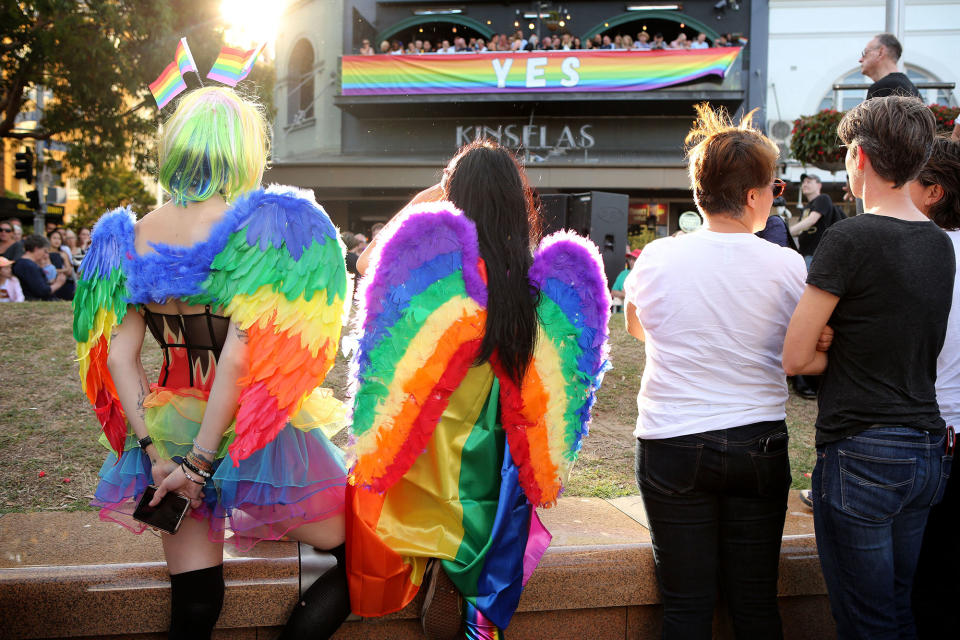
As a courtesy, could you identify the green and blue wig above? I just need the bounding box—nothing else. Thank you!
[158,87,270,206]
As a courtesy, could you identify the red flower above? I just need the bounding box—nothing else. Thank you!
[38,471,46,478]
[62,477,71,483]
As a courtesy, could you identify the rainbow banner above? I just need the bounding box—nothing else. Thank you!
[175,37,198,77]
[207,44,264,86]
[149,60,187,109]
[341,47,742,96]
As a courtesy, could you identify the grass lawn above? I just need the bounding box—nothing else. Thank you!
[0,303,818,513]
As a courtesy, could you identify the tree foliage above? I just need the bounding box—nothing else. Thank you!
[1,0,275,179]
[75,165,156,228]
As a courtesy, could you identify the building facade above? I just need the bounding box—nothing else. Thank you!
[268,0,769,236]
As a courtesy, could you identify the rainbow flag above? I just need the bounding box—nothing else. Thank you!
[175,37,198,77]
[206,44,264,86]
[341,47,742,96]
[148,60,187,109]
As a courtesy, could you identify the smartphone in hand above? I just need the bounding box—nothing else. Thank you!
[132,485,190,534]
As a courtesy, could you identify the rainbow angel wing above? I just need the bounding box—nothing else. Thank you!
[73,208,137,459]
[191,186,348,463]
[349,202,489,492]
[495,231,611,507]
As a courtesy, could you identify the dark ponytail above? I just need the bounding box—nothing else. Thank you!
[444,140,542,385]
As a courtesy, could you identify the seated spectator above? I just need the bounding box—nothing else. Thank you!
[12,234,68,301]
[454,37,471,52]
[48,229,74,280]
[622,35,634,50]
[389,39,404,55]
[559,33,573,50]
[0,256,24,302]
[690,33,710,49]
[358,39,374,55]
[0,219,24,261]
[592,34,602,48]
[669,33,688,49]
[635,32,651,49]
[475,38,488,52]
[524,34,540,51]
[440,39,455,54]
[46,230,75,300]
[650,33,666,50]
[614,35,624,49]
[715,34,729,47]
[405,41,418,54]
[510,37,524,51]
[73,226,91,265]
[379,40,390,54]
[539,35,555,50]
[422,40,433,53]
[415,39,423,52]
[584,37,595,50]
[601,35,615,49]
[573,36,582,49]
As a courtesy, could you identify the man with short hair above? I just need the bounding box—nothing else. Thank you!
[859,33,920,99]
[789,174,836,268]
[12,234,67,300]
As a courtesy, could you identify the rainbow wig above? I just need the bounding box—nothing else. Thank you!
[158,87,270,206]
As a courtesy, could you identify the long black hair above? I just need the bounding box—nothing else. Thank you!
[444,140,542,385]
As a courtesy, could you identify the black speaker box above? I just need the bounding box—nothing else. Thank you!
[539,193,569,236]
[567,191,629,288]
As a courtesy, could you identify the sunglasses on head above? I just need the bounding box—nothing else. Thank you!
[771,179,786,198]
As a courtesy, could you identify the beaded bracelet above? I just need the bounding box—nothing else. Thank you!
[185,451,213,473]
[181,464,205,486]
[182,456,212,479]
[192,438,217,457]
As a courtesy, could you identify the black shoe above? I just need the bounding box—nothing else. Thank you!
[792,376,817,399]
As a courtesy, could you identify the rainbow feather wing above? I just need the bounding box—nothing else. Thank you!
[73,208,137,458]
[349,202,488,492]
[193,186,348,463]
[498,231,611,507]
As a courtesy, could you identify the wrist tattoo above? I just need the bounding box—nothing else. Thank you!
[235,326,248,343]
[136,381,147,422]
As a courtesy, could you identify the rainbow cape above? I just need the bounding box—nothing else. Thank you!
[148,60,187,109]
[207,43,265,86]
[345,202,609,626]
[74,186,348,462]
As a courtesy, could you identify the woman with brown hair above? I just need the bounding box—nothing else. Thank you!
[624,104,806,639]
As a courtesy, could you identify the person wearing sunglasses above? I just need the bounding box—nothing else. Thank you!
[859,33,920,100]
[0,220,24,261]
[623,104,806,639]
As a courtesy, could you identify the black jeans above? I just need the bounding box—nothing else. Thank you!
[636,420,791,640]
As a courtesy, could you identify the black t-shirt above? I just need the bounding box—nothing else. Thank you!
[345,252,359,277]
[867,72,921,99]
[797,194,834,257]
[12,258,54,300]
[807,215,954,445]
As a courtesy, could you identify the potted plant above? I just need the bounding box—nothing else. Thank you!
[789,109,846,172]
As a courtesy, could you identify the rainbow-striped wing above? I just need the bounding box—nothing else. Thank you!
[193,186,348,463]
[349,203,488,492]
[73,208,137,459]
[497,231,611,507]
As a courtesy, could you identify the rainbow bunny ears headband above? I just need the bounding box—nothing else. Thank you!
[149,37,265,109]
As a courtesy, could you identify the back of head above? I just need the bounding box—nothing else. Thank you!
[685,103,779,218]
[444,140,541,384]
[875,32,903,61]
[838,96,935,188]
[158,87,269,206]
[918,136,960,230]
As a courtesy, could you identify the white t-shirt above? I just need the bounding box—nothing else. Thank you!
[624,230,806,439]
[937,230,960,427]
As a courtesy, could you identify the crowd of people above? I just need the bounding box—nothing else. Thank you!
[0,217,91,302]
[358,28,743,55]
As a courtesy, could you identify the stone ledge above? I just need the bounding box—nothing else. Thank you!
[0,492,833,640]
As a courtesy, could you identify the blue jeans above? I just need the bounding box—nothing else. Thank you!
[812,427,952,640]
[637,420,791,640]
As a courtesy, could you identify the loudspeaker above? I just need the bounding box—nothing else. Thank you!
[567,191,629,288]
[539,194,569,236]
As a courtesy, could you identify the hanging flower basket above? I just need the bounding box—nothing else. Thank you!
[789,109,846,172]
[929,104,959,135]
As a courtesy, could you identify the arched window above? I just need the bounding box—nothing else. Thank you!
[287,39,315,126]
[818,65,956,112]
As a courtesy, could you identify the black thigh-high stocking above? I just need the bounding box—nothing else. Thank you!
[168,564,225,640]
[279,544,351,640]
